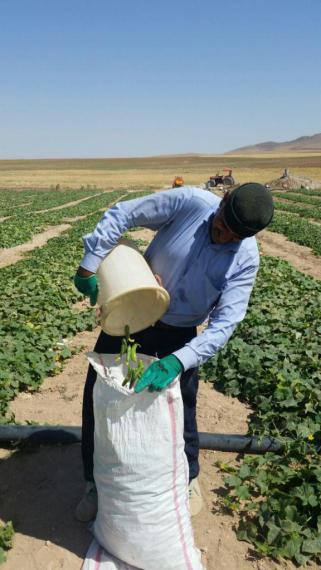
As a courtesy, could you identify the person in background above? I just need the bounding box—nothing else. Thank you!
[74,182,274,521]
[172,176,184,188]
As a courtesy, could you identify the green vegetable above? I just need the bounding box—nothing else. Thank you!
[0,521,14,564]
[114,326,145,389]
[126,345,131,366]
[130,343,139,363]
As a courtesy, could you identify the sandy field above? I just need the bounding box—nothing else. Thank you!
[0,153,321,190]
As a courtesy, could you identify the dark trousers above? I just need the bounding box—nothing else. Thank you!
[81,322,200,483]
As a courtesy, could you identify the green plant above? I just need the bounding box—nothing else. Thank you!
[0,190,154,420]
[116,326,145,389]
[269,212,321,256]
[274,200,321,221]
[201,256,321,564]
[0,521,14,564]
[272,191,321,207]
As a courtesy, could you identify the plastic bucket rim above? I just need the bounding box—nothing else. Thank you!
[98,285,170,309]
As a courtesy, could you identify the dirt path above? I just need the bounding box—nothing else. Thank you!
[257,229,321,280]
[0,224,71,268]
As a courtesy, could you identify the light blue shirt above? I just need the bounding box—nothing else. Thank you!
[81,187,259,371]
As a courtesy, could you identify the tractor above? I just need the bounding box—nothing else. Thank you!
[206,169,235,189]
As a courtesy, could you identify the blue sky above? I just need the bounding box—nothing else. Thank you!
[0,0,320,158]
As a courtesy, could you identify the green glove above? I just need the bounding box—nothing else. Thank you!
[74,273,98,306]
[134,354,183,393]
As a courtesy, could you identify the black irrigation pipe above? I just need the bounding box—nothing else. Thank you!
[0,425,284,454]
[199,432,283,454]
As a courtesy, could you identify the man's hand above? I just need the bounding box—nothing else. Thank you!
[134,354,183,393]
[74,269,98,306]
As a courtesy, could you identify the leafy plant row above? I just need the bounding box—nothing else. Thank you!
[272,191,321,207]
[274,200,321,221]
[286,188,321,197]
[0,190,127,248]
[0,187,100,217]
[269,212,321,256]
[0,189,37,206]
[0,191,153,420]
[0,521,14,564]
[0,188,155,248]
[201,257,321,565]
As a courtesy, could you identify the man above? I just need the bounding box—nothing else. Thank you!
[74,183,274,522]
[172,176,184,188]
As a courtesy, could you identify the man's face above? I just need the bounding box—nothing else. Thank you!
[211,195,242,244]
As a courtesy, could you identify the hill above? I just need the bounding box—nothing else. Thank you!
[227,133,321,154]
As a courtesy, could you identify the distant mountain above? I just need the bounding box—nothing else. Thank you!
[227,133,321,154]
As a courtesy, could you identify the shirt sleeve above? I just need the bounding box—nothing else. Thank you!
[80,188,188,272]
[173,261,259,371]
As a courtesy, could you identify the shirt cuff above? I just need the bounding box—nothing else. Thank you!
[80,252,104,273]
[172,346,199,371]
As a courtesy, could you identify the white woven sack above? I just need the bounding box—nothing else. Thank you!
[83,538,140,570]
[88,352,203,570]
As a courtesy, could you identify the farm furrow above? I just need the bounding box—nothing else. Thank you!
[201,256,321,565]
[0,189,128,248]
[0,191,152,420]
[0,224,71,268]
[272,191,321,206]
[0,188,99,217]
[0,191,130,268]
[31,190,110,213]
[269,212,321,255]
[274,200,321,222]
[289,188,321,197]
[257,230,321,280]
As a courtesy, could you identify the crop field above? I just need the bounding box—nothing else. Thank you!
[269,187,321,255]
[0,189,151,420]
[202,258,321,564]
[0,156,321,569]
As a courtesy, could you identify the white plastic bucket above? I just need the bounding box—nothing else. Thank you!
[97,239,170,336]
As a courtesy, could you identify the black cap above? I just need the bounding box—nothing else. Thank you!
[224,183,274,238]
